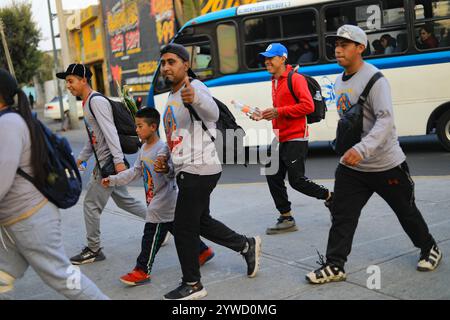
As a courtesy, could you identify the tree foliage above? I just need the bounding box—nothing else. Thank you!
[36,52,55,85]
[0,1,42,84]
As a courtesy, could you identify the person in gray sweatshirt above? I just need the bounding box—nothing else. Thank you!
[158,44,262,300]
[55,64,147,265]
[306,25,442,285]
[0,68,108,300]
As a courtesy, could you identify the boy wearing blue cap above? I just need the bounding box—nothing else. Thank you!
[253,43,332,235]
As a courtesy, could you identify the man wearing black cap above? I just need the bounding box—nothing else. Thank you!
[157,44,261,300]
[56,64,147,265]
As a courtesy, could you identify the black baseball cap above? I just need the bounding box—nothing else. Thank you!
[56,63,92,80]
[160,43,197,78]
[0,68,19,106]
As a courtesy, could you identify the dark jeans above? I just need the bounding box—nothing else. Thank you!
[326,162,435,268]
[136,222,209,274]
[266,141,329,214]
[173,172,247,283]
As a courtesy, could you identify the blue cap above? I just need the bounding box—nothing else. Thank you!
[259,43,288,59]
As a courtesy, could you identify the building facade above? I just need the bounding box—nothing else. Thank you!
[100,0,260,105]
[68,5,110,96]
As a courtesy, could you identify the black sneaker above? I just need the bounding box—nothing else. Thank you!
[70,247,106,265]
[163,282,207,300]
[241,236,262,278]
[417,244,442,271]
[305,251,346,284]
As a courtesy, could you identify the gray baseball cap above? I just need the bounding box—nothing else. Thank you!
[332,24,368,46]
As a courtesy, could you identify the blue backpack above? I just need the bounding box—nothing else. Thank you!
[0,108,82,209]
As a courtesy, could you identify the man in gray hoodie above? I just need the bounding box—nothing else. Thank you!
[158,44,261,300]
[306,25,442,284]
[56,64,147,265]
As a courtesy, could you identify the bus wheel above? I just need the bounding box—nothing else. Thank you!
[437,110,450,152]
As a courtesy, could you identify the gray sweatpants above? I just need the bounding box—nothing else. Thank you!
[0,202,108,300]
[84,174,147,252]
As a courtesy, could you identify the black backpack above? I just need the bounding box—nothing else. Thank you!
[0,108,82,209]
[183,81,246,165]
[332,72,384,156]
[87,93,141,154]
[287,69,327,124]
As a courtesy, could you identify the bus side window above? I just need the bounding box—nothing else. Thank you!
[439,27,450,47]
[287,39,319,65]
[415,0,450,20]
[244,16,281,69]
[183,39,215,80]
[217,23,239,74]
[244,16,281,42]
[414,0,450,50]
[325,0,408,60]
[416,20,450,49]
[282,11,319,65]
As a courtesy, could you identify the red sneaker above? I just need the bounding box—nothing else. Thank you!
[199,247,215,266]
[120,268,151,286]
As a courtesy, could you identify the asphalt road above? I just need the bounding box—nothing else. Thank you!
[68,132,449,188]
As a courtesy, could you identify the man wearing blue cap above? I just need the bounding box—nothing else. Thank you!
[252,43,332,235]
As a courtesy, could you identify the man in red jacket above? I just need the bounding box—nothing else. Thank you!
[253,43,332,235]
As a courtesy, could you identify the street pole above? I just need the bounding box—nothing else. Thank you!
[47,0,65,130]
[55,0,79,129]
[0,18,16,78]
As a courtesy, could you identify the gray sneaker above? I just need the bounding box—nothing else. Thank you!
[266,216,298,235]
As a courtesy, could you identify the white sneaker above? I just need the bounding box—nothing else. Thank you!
[306,264,346,284]
[417,244,442,271]
[305,251,346,284]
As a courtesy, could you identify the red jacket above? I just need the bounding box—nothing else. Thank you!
[271,64,314,142]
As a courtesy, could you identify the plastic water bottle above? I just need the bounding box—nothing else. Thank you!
[314,90,322,101]
[231,100,257,115]
[79,161,87,171]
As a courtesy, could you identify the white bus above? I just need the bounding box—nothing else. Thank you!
[147,0,450,151]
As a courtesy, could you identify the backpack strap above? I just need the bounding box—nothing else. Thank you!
[84,92,118,173]
[86,92,105,122]
[17,167,36,186]
[17,166,53,202]
[83,118,103,173]
[16,120,48,197]
[357,72,384,105]
[83,93,104,172]
[0,108,41,187]
[287,70,300,104]
[181,78,216,143]
[183,102,215,142]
